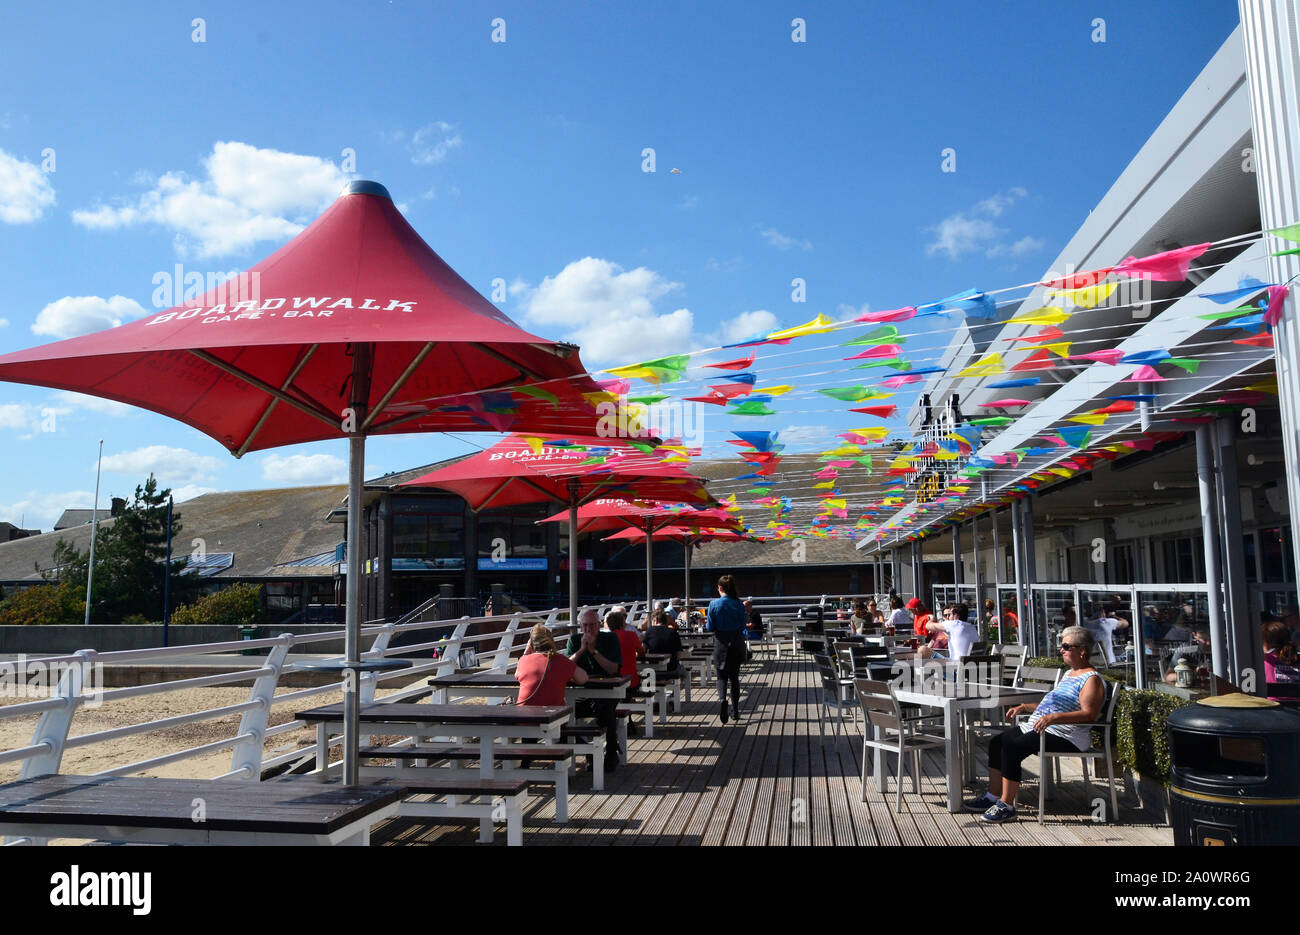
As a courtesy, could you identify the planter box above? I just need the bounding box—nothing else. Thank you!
[1129,770,1172,825]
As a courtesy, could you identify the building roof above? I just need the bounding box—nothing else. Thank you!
[53,509,97,530]
[0,485,347,584]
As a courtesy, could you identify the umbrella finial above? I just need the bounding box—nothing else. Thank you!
[343,180,391,199]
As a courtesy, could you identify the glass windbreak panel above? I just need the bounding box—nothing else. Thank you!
[1171,731,1267,779]
[1034,588,1075,659]
[1243,534,1257,582]
[993,587,1022,645]
[1111,544,1135,585]
[1138,590,1210,689]
[1079,588,1135,685]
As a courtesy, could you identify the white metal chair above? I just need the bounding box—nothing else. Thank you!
[1035,681,1124,824]
[814,653,858,737]
[855,678,946,811]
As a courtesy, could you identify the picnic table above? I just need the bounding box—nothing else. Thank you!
[0,774,401,846]
[296,702,572,780]
[427,671,629,705]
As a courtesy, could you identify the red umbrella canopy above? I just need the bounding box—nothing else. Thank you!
[401,435,714,510]
[539,499,742,534]
[0,181,612,454]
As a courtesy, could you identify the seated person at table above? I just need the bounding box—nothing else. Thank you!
[605,608,644,690]
[1163,622,1211,685]
[866,599,885,626]
[885,595,911,633]
[1263,620,1300,700]
[965,626,1104,822]
[743,599,765,640]
[849,600,871,633]
[908,598,933,639]
[515,623,587,705]
[926,602,978,661]
[644,609,683,671]
[566,608,623,771]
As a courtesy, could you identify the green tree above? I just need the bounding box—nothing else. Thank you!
[48,475,194,624]
[0,580,86,626]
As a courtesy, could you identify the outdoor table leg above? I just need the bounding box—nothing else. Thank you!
[944,699,961,813]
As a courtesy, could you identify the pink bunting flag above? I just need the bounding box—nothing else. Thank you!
[982,398,1031,407]
[813,467,839,479]
[1071,349,1125,365]
[1040,434,1066,446]
[1128,437,1158,451]
[826,460,855,468]
[1129,364,1166,382]
[881,374,923,389]
[857,306,917,323]
[1038,268,1114,290]
[838,433,873,445]
[1264,284,1289,326]
[1114,243,1210,282]
[844,344,903,360]
[595,378,631,395]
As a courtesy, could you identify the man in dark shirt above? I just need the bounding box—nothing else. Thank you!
[743,599,764,640]
[566,608,622,771]
[644,610,684,672]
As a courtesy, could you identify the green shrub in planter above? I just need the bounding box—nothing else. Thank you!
[1114,689,1192,784]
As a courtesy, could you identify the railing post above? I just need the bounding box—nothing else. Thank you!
[428,621,470,704]
[228,635,292,781]
[491,615,522,671]
[21,649,95,779]
[360,623,397,704]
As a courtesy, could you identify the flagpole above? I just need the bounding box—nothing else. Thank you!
[84,439,103,626]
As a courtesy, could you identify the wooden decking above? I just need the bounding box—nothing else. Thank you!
[372,653,1172,846]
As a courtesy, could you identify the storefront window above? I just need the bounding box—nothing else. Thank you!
[392,495,464,567]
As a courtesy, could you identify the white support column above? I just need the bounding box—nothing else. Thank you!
[1011,500,1027,651]
[1216,419,1258,685]
[1240,0,1300,593]
[1196,425,1229,680]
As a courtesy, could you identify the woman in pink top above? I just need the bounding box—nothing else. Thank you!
[1263,620,1300,701]
[515,623,586,706]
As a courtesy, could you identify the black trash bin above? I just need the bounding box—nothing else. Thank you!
[797,604,825,653]
[1168,693,1300,845]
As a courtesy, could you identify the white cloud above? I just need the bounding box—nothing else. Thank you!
[926,187,1039,260]
[261,453,347,485]
[678,195,699,211]
[516,258,694,364]
[759,227,812,251]
[51,391,137,417]
[408,121,462,165]
[31,295,147,339]
[0,317,8,327]
[836,302,871,320]
[0,401,66,434]
[71,142,349,258]
[0,489,95,532]
[0,148,56,223]
[719,310,779,345]
[170,484,218,503]
[101,445,222,485]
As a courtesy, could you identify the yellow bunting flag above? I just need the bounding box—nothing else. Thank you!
[1055,282,1117,308]
[1023,342,1072,358]
[957,353,1004,378]
[1068,413,1108,425]
[766,313,836,341]
[756,385,794,396]
[1008,306,1069,326]
[522,436,544,454]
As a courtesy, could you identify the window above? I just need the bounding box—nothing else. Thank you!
[392,495,464,564]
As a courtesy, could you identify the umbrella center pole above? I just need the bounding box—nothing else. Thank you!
[568,479,580,630]
[343,344,372,788]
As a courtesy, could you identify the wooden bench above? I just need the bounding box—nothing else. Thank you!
[360,743,572,822]
[0,774,401,846]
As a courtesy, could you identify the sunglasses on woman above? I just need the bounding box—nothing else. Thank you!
[1059,643,1085,652]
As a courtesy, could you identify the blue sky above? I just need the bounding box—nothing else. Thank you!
[0,0,1240,530]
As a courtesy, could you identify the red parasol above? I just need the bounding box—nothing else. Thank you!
[0,181,616,784]
[402,435,713,622]
[539,500,742,612]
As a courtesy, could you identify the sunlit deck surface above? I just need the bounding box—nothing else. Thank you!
[372,654,1172,846]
